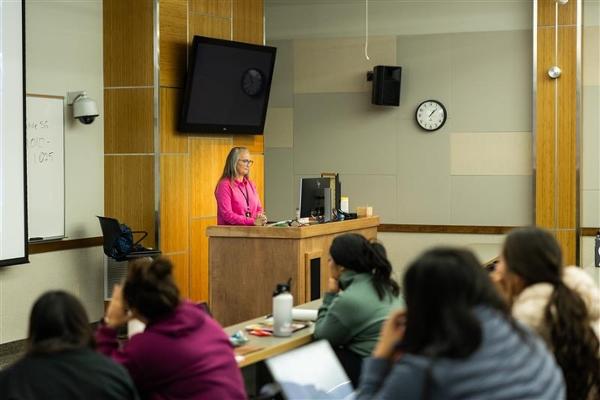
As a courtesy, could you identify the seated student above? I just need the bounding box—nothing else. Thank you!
[357,247,565,400]
[314,233,404,386]
[493,227,600,400]
[0,291,138,400]
[96,257,246,400]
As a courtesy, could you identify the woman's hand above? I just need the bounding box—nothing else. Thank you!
[373,309,406,360]
[104,284,131,329]
[254,213,267,226]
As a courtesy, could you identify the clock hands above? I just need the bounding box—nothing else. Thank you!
[429,108,437,118]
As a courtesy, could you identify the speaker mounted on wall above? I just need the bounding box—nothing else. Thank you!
[367,65,402,106]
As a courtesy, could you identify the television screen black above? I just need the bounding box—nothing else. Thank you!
[179,35,276,134]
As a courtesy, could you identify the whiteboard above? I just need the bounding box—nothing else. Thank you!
[26,94,65,240]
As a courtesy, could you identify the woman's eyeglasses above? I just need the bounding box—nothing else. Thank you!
[238,159,254,166]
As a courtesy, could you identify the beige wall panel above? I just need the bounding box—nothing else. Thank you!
[557,27,577,229]
[582,190,600,227]
[190,218,215,302]
[105,88,154,154]
[191,0,232,18]
[251,153,265,207]
[233,134,264,153]
[450,132,532,176]
[294,36,396,94]
[164,252,190,299]
[264,108,293,148]
[190,137,233,217]
[538,0,577,27]
[233,0,263,44]
[379,232,505,282]
[105,155,156,248]
[103,0,153,87]
[160,88,189,153]
[536,27,556,228]
[160,0,188,88]
[190,15,232,41]
[583,27,599,86]
[160,155,189,253]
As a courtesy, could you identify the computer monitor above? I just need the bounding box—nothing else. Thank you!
[299,177,330,220]
[299,175,341,221]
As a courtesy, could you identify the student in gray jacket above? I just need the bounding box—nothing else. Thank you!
[357,247,565,400]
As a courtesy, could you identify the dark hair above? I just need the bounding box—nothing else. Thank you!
[400,247,510,358]
[123,257,180,321]
[502,227,600,400]
[27,291,94,355]
[329,233,399,300]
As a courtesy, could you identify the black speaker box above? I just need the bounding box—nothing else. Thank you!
[369,65,402,106]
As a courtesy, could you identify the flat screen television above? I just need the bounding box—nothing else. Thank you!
[179,35,277,134]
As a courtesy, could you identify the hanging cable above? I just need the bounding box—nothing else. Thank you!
[364,0,370,60]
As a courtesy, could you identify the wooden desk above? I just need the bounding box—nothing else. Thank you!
[224,300,322,368]
[207,216,379,325]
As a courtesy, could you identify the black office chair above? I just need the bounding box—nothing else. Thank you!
[97,216,161,261]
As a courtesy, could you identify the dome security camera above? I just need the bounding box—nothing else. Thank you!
[67,91,99,125]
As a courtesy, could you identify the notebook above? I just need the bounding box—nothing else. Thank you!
[265,340,355,400]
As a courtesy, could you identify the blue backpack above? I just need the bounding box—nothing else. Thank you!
[110,224,134,261]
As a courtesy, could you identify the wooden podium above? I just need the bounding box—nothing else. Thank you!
[206,216,379,326]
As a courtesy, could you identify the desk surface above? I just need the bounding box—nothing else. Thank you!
[207,216,379,239]
[224,300,322,368]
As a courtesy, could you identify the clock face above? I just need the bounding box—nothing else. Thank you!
[415,100,447,132]
[241,68,264,97]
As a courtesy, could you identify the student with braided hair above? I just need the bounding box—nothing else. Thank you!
[314,233,404,386]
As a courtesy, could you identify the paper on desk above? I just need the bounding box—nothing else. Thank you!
[292,308,318,321]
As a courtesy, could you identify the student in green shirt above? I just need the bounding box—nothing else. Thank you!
[314,233,404,386]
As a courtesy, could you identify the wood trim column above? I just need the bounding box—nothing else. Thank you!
[535,0,579,265]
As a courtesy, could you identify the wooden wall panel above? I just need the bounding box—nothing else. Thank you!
[232,0,263,45]
[105,89,154,154]
[160,88,188,153]
[104,155,156,248]
[103,0,153,87]
[557,26,577,229]
[556,230,577,266]
[535,1,579,263]
[191,0,232,18]
[190,15,232,41]
[160,0,188,88]
[164,252,190,299]
[190,218,215,302]
[190,137,233,217]
[536,27,557,228]
[160,155,189,253]
[538,0,577,27]
[233,134,264,153]
[251,153,264,207]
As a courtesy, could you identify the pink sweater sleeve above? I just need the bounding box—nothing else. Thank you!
[215,180,254,226]
[95,324,145,387]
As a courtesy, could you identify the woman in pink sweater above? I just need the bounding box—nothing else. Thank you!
[96,257,246,400]
[215,146,266,226]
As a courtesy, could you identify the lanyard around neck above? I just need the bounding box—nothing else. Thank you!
[238,185,250,209]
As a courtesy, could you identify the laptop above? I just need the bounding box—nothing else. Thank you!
[265,340,355,400]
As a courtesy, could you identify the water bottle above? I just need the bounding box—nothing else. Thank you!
[272,281,293,337]
[595,230,600,268]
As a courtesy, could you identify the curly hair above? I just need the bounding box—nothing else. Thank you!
[503,227,600,400]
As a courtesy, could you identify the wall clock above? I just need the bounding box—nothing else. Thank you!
[415,100,447,132]
[241,68,264,97]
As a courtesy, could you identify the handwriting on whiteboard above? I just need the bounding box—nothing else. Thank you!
[27,120,56,165]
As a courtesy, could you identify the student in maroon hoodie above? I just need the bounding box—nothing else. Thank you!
[96,257,246,400]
